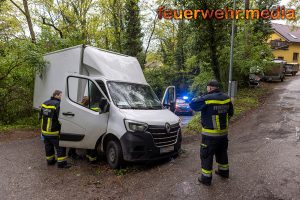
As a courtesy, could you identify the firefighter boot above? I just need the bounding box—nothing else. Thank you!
[47,159,57,166]
[215,170,229,178]
[198,176,212,186]
[57,161,71,169]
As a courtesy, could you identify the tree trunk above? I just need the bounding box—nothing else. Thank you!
[22,0,36,43]
[10,0,36,43]
[207,20,221,82]
[245,0,250,10]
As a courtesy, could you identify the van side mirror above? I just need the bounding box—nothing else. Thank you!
[99,98,109,114]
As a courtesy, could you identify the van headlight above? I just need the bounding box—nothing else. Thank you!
[124,120,148,132]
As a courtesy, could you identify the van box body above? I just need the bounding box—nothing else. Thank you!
[33,45,181,167]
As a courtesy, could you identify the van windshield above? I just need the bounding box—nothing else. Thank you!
[107,81,162,110]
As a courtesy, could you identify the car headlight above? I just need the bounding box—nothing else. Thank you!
[124,120,148,132]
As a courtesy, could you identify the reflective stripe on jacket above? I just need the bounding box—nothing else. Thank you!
[40,97,61,136]
[189,90,234,137]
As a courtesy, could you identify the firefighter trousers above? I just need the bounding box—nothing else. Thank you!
[200,135,229,183]
[44,135,67,165]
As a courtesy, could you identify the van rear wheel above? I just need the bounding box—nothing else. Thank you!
[106,140,124,169]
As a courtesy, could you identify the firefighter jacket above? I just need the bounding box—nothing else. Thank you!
[40,97,61,136]
[189,90,234,137]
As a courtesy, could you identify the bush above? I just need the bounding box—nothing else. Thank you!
[0,40,45,125]
[0,112,39,132]
[186,113,202,133]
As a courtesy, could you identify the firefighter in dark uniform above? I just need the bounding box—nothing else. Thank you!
[40,90,71,168]
[189,80,234,186]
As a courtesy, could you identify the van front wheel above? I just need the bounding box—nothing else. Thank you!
[106,140,124,169]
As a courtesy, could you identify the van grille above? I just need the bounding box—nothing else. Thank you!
[146,123,180,147]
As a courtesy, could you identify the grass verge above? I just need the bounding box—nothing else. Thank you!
[184,85,268,135]
[0,114,39,133]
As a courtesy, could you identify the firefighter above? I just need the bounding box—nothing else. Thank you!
[40,90,71,168]
[189,80,234,186]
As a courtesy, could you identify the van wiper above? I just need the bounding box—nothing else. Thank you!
[121,107,143,110]
[146,106,163,110]
[120,106,162,110]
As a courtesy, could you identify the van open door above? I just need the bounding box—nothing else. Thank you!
[162,86,176,112]
[59,75,110,149]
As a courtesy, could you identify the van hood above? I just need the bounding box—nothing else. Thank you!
[120,109,180,126]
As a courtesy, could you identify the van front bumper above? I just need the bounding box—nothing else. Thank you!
[120,130,182,162]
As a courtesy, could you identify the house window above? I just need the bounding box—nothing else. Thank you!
[278,56,284,60]
[270,40,289,49]
[293,53,299,62]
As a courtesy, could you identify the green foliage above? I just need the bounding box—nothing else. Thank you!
[0,113,39,132]
[123,0,144,65]
[186,0,233,82]
[252,0,280,40]
[0,0,278,129]
[0,40,45,124]
[190,67,214,96]
[186,113,202,133]
[144,66,174,99]
[145,0,278,95]
[174,21,186,71]
[219,23,274,86]
[231,86,266,120]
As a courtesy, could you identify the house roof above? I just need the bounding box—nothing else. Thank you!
[272,23,300,43]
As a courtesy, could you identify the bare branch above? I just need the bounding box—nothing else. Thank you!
[41,16,63,38]
[143,0,167,63]
[9,0,26,16]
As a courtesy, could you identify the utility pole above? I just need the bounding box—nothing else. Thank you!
[228,0,237,98]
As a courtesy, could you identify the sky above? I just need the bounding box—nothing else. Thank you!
[280,0,290,5]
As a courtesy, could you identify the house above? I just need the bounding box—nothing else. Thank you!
[270,23,300,64]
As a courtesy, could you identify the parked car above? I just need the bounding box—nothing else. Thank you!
[263,59,286,82]
[174,98,193,116]
[249,66,264,87]
[284,63,299,76]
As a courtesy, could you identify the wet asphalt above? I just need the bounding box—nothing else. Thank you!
[0,75,300,200]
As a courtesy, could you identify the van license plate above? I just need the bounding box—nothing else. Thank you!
[160,146,174,154]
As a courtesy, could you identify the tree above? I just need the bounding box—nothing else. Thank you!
[187,0,233,83]
[219,21,273,86]
[37,0,95,44]
[252,0,280,41]
[10,0,36,43]
[0,40,45,124]
[123,0,144,64]
[174,20,185,71]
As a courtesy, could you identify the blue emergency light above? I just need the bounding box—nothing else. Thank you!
[183,96,189,100]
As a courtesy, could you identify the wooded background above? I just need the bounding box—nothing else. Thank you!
[1,0,297,125]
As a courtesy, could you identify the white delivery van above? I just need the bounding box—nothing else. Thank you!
[33,45,182,168]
